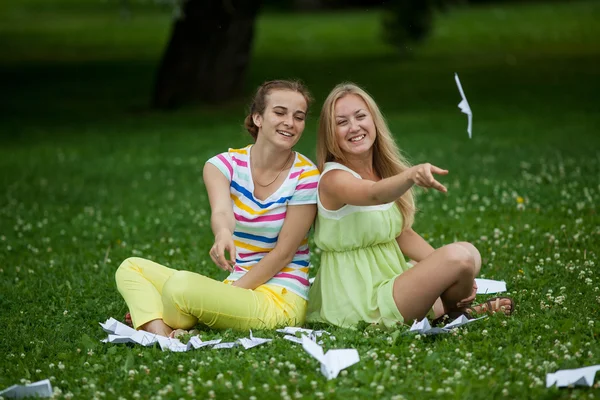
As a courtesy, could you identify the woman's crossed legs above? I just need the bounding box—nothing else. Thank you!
[393,242,512,323]
[116,257,304,337]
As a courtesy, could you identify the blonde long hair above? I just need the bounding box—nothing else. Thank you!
[317,82,415,229]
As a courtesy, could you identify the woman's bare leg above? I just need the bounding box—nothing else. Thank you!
[408,242,512,320]
[139,319,173,337]
[448,242,511,315]
[393,243,477,321]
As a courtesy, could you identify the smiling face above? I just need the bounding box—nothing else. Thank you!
[333,93,376,158]
[253,89,307,149]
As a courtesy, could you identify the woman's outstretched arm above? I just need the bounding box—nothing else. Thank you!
[203,163,236,272]
[319,163,447,209]
[232,204,316,290]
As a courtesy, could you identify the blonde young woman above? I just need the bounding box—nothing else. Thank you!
[306,83,514,328]
[116,80,320,337]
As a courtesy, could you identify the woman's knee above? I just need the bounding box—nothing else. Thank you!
[455,241,482,274]
[115,257,140,284]
[441,243,476,278]
[162,270,199,306]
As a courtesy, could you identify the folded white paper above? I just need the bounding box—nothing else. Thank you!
[282,334,323,345]
[276,327,328,336]
[475,278,507,294]
[442,315,487,329]
[100,318,275,352]
[546,365,600,388]
[301,336,359,380]
[408,315,486,335]
[455,73,472,138]
[212,342,237,349]
[0,379,53,398]
[156,336,189,352]
[100,317,137,337]
[283,335,303,344]
[238,330,272,349]
[409,318,449,335]
[189,337,222,349]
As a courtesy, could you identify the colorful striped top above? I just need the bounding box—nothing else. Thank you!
[206,145,320,300]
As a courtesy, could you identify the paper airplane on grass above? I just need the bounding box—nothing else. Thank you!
[100,317,137,336]
[0,379,53,399]
[475,278,507,294]
[455,73,473,138]
[409,318,449,335]
[278,326,329,344]
[276,327,329,336]
[546,365,600,388]
[100,318,271,352]
[212,342,238,349]
[100,318,160,347]
[238,330,273,349]
[301,336,359,380]
[189,337,222,349]
[408,315,487,335]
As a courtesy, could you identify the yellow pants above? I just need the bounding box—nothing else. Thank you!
[115,257,307,331]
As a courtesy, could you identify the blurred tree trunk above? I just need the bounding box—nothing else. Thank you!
[152,0,262,109]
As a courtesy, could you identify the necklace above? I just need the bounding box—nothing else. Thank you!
[253,150,294,187]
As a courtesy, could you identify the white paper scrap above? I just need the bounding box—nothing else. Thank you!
[546,365,600,388]
[408,314,486,335]
[475,278,507,294]
[100,317,137,337]
[455,73,472,138]
[283,335,303,344]
[129,331,160,346]
[301,336,359,380]
[546,364,600,387]
[277,327,329,337]
[409,319,448,335]
[442,315,487,330]
[0,379,53,398]
[156,336,188,352]
[188,337,222,350]
[212,342,237,349]
[238,330,272,349]
[100,318,273,352]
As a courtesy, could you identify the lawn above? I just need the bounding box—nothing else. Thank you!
[0,0,599,399]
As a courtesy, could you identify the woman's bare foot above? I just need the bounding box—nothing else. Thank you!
[124,312,132,327]
[169,329,189,339]
[139,319,173,337]
[466,297,514,316]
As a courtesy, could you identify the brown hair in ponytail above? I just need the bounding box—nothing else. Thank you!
[244,80,313,140]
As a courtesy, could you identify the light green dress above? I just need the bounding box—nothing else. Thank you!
[306,162,412,328]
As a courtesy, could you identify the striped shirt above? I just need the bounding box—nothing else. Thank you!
[206,145,320,299]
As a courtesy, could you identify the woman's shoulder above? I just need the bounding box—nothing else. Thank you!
[321,162,361,179]
[293,151,319,172]
[223,144,252,159]
[206,144,251,161]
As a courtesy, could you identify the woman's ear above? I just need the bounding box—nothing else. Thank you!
[252,113,262,129]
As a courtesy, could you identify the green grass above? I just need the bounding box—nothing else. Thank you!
[0,0,599,399]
